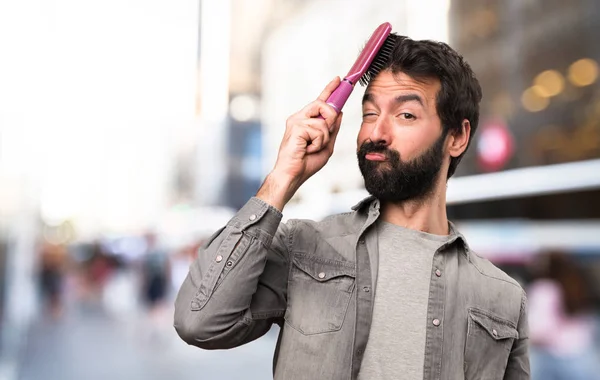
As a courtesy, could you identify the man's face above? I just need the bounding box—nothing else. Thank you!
[356,70,448,203]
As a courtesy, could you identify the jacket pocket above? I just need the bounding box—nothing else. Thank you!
[284,253,356,335]
[464,308,518,380]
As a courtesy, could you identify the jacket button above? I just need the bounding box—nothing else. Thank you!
[492,329,498,337]
[432,319,441,326]
[249,214,257,221]
[363,286,370,292]
[216,255,223,263]
[435,269,442,277]
[226,260,233,267]
[318,272,326,279]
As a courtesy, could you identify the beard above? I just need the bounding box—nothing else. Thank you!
[357,132,447,203]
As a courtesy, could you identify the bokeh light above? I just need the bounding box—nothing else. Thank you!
[533,70,565,97]
[230,94,259,122]
[521,86,550,112]
[568,58,599,87]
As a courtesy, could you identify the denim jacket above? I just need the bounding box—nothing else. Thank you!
[174,196,530,380]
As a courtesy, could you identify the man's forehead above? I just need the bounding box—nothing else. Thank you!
[366,71,440,94]
[363,71,440,107]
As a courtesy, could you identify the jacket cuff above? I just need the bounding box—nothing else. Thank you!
[227,197,283,245]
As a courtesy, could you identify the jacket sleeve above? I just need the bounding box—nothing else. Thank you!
[504,289,531,379]
[173,197,291,349]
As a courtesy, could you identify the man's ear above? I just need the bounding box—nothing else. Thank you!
[447,119,471,158]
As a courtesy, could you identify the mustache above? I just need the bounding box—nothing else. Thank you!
[357,140,398,160]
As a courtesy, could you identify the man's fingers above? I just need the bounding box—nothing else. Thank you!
[304,126,327,154]
[317,76,341,102]
[305,119,330,146]
[297,100,338,128]
[285,77,342,156]
[326,112,343,153]
[288,77,341,130]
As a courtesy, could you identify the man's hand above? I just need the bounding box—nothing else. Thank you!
[257,77,344,211]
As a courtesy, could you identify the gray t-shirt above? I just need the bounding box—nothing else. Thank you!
[357,221,453,380]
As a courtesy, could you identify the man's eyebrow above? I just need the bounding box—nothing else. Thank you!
[361,93,425,107]
[395,94,424,107]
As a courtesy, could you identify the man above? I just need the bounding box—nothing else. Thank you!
[174,35,530,380]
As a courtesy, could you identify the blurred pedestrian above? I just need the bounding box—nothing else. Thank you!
[140,232,170,315]
[528,252,600,380]
[38,241,68,319]
[84,241,114,303]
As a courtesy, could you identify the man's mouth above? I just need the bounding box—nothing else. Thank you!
[364,152,387,161]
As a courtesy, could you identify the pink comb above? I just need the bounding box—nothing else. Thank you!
[325,22,393,113]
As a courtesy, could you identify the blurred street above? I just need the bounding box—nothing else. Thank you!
[1,0,600,379]
[16,293,277,380]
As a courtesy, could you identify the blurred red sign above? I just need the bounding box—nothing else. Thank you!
[476,120,514,172]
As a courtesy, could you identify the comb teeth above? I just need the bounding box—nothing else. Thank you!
[359,34,397,86]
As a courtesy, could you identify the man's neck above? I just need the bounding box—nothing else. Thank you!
[379,186,449,236]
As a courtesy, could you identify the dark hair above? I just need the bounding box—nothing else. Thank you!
[367,35,482,178]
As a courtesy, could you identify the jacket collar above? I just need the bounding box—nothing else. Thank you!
[351,195,377,212]
[351,196,470,253]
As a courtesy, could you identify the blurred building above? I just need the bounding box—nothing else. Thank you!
[0,0,200,374]
[190,0,300,208]
[450,0,600,176]
[447,0,600,285]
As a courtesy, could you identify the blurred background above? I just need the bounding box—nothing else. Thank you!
[0,0,599,379]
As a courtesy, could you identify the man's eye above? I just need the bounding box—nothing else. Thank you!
[401,113,415,120]
[362,113,377,119]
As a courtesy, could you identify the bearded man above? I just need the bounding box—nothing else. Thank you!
[174,35,530,380]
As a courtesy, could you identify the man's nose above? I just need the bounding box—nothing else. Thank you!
[369,116,392,146]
